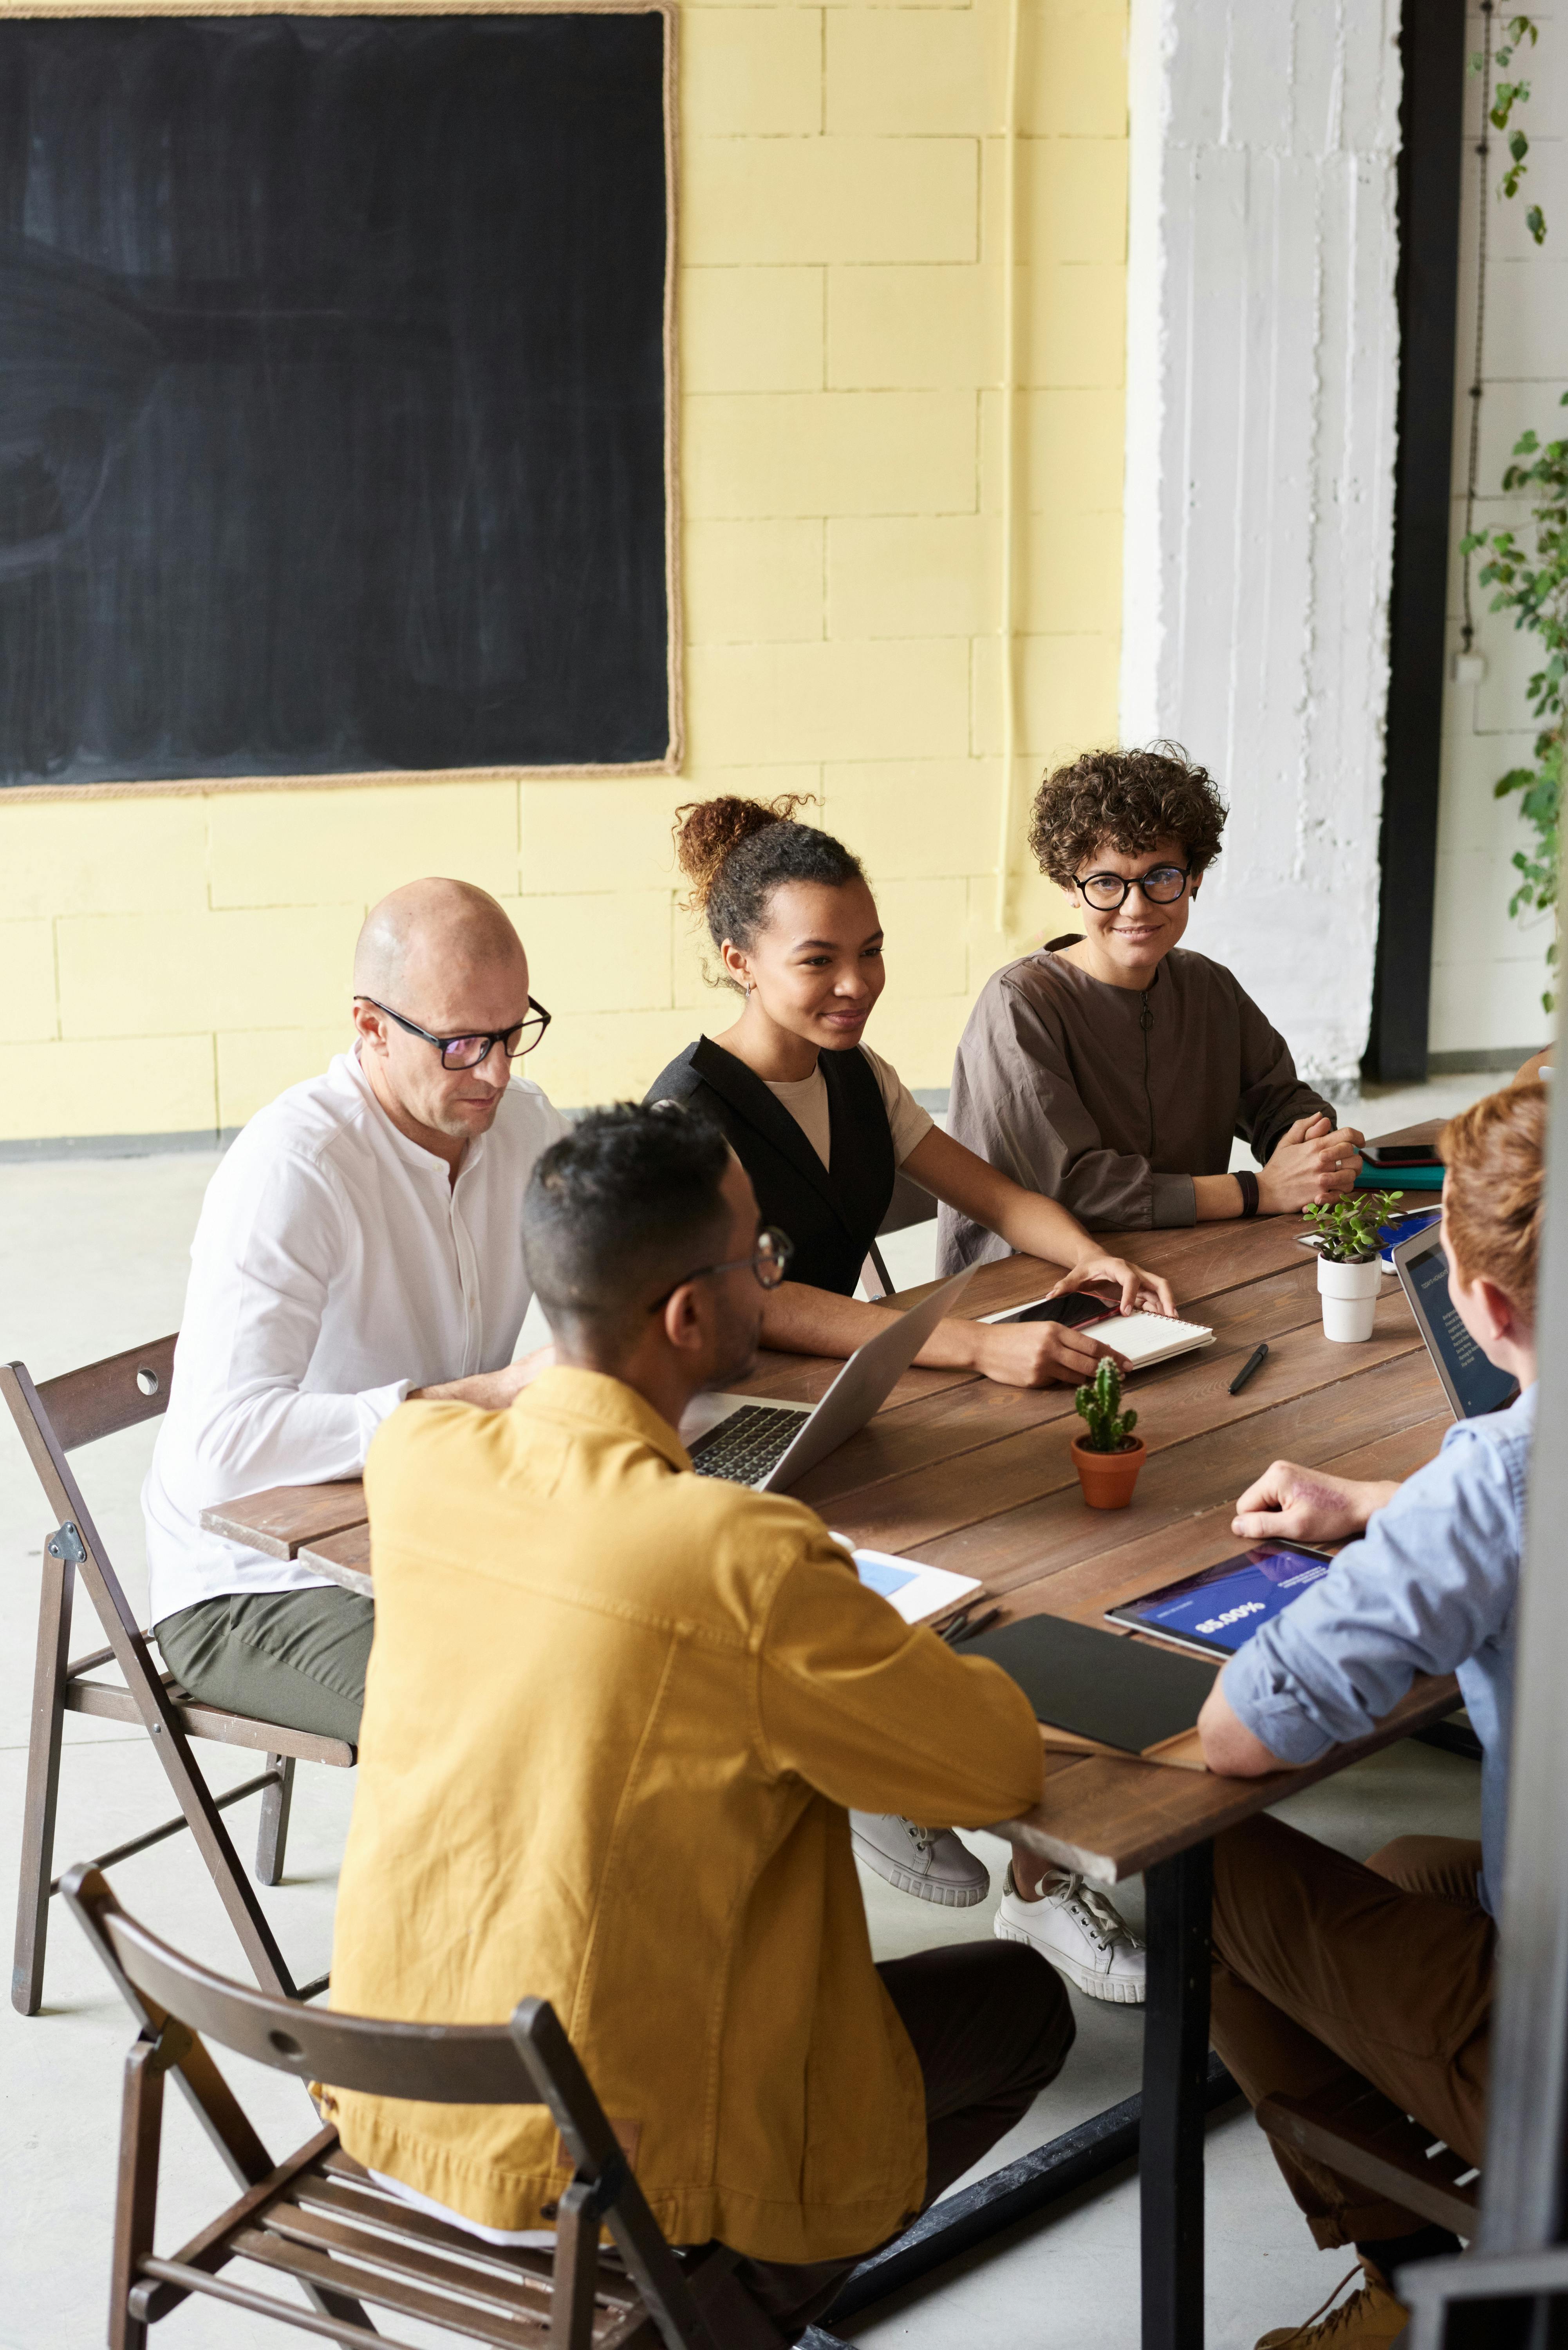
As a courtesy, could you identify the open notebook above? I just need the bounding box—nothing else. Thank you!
[1077,1310,1215,1368]
[976,1296,1213,1369]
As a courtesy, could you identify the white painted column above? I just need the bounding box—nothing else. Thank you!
[1121,1,1403,1090]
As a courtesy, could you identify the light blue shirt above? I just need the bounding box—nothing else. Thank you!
[1221,1383,1535,1916]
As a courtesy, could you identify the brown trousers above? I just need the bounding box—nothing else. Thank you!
[708,1939,1076,2345]
[1210,1815,1495,2249]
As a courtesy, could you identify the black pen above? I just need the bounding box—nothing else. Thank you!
[950,1606,1003,1644]
[1228,1342,1268,1397]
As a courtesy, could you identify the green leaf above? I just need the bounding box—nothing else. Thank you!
[1526,204,1547,244]
[1510,128,1530,163]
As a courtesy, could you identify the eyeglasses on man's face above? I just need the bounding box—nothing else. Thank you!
[1074,862,1192,913]
[355,996,552,1069]
[648,1226,793,1312]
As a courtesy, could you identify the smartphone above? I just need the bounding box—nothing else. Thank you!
[994,1291,1106,1329]
[1362,1142,1442,1167]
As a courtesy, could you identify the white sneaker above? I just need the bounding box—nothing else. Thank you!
[849,1813,990,1907]
[994,1862,1146,2003]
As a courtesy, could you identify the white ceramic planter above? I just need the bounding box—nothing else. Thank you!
[1317,1254,1382,1343]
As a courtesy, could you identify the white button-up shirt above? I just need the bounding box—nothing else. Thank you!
[143,1051,567,1623]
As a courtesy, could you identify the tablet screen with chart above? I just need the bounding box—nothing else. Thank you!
[1105,1544,1335,1659]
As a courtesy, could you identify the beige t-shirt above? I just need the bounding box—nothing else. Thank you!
[765,1045,933,1171]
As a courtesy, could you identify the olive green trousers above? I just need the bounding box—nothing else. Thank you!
[156,1584,375,1744]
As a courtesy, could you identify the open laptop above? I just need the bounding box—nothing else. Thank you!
[1391,1219,1519,1421]
[684,1264,976,1490]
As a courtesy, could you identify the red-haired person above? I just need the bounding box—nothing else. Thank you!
[645,792,1171,1996]
[1198,1082,1543,2348]
[940,745,1365,1273]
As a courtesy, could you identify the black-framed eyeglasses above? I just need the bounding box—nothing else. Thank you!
[355,996,552,1068]
[1074,862,1192,912]
[647,1226,794,1312]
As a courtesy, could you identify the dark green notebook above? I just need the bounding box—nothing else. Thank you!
[962,1614,1218,1755]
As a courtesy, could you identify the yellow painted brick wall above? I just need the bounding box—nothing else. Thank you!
[0,0,1126,1141]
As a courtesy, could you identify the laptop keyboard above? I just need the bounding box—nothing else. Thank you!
[689,1404,808,1484]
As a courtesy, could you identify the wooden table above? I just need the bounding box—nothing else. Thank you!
[204,1174,1460,2350]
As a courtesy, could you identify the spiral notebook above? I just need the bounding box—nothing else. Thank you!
[975,1302,1213,1367]
[1076,1311,1214,1368]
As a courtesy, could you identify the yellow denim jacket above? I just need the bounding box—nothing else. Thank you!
[322,1368,1043,2264]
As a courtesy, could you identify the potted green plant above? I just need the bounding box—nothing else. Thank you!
[1303,1190,1404,1343]
[1071,1357,1145,1509]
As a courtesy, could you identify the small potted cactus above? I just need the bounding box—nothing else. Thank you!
[1071,1356,1145,1510]
[1303,1189,1403,1343]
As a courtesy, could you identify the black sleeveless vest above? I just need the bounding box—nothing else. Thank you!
[643,1037,896,1296]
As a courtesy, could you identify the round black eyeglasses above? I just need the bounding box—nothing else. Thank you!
[647,1227,794,1312]
[355,996,552,1069]
[1075,862,1192,912]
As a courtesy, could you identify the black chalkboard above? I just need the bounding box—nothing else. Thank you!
[0,12,674,788]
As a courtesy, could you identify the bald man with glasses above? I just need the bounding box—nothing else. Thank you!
[940,747,1364,1271]
[145,879,567,1743]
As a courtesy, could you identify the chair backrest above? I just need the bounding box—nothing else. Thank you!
[877,1168,936,1240]
[29,1332,179,1452]
[65,1864,538,2105]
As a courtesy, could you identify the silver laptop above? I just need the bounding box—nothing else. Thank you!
[686,1265,976,1490]
[1391,1220,1519,1421]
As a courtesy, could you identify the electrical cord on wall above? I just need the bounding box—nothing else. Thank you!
[1460,0,1494,655]
[993,0,1022,935]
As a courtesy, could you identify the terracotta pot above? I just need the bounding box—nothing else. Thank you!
[1071,1432,1146,1510]
[1317,1254,1383,1343]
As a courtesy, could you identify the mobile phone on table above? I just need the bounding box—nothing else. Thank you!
[996,1292,1106,1329]
[1362,1142,1442,1167]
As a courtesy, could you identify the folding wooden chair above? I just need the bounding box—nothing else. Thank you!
[4,1338,354,2017]
[1257,2081,1480,2239]
[860,1170,939,1300]
[65,1864,744,2350]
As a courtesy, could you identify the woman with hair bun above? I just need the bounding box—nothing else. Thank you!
[650,792,1175,1352]
[645,794,1172,1995]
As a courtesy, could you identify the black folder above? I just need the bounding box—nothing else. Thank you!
[962,1614,1218,1756]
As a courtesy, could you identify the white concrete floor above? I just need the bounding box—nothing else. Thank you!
[0,1072,1497,2348]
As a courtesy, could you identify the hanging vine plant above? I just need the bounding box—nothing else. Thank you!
[1456,11,1560,1012]
[1461,402,1568,1013]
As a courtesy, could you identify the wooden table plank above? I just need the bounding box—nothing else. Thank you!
[910,1347,1446,1587]
[995,1674,1460,1882]
[790,1259,1352,1513]
[1003,1414,1454,1633]
[819,1289,1431,1559]
[200,1481,367,1558]
[300,1523,373,1597]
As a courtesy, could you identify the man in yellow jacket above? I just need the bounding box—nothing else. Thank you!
[324,1101,1070,2341]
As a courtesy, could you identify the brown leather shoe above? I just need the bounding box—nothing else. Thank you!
[1255,2261,1409,2348]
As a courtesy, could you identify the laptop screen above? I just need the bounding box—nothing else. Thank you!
[1398,1231,1519,1419]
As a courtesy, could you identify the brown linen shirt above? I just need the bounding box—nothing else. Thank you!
[938,938,1333,1265]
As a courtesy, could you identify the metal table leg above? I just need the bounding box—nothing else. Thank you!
[1141,1839,1214,2350]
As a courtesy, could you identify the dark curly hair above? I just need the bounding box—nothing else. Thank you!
[673,794,866,987]
[1027,744,1228,890]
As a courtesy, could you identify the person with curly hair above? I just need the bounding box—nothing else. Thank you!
[938,745,1366,1271]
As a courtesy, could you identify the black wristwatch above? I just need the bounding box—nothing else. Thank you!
[1235,1170,1260,1218]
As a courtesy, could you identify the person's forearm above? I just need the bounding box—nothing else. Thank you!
[759,1282,987,1374]
[988,1189,1092,1272]
[1193,1174,1244,1222]
[192,1381,406,1495]
[1198,1683,1281,1776]
[760,1283,900,1358]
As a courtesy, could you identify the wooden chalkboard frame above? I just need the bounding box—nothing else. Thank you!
[0,0,681,800]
